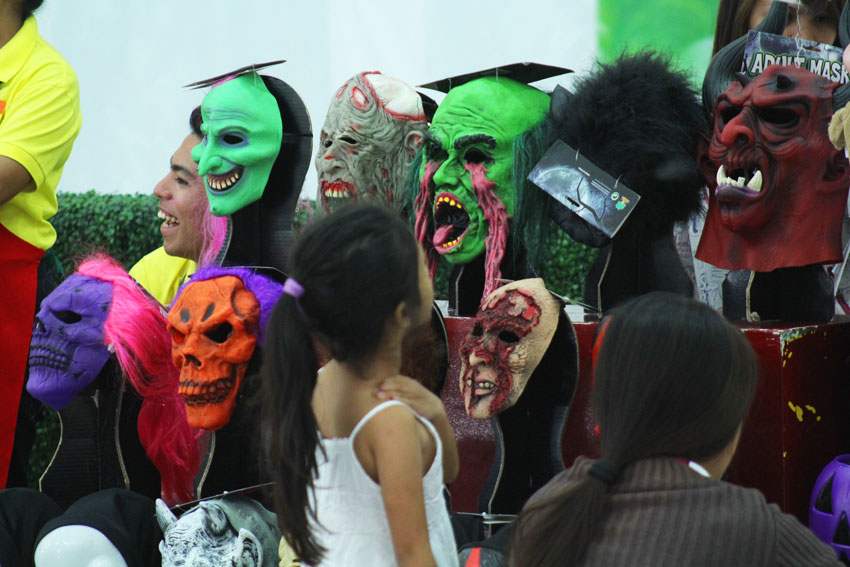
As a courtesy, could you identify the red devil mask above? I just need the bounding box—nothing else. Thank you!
[167,276,260,431]
[696,65,850,271]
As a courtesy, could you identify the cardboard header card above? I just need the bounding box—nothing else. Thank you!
[184,60,287,89]
[743,31,847,84]
[418,62,571,93]
[528,140,640,239]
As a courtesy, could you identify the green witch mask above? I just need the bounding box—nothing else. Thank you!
[192,73,283,216]
[416,78,549,266]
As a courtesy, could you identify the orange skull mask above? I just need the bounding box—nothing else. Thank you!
[167,276,260,431]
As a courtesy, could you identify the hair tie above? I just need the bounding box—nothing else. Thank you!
[283,278,304,299]
[589,459,620,486]
[283,278,305,315]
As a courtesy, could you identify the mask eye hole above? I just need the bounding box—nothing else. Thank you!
[340,136,357,144]
[464,148,490,165]
[205,322,233,344]
[222,133,245,146]
[498,330,520,344]
[471,323,483,337]
[323,139,332,149]
[756,107,799,128]
[171,328,186,344]
[55,310,82,324]
[425,142,447,162]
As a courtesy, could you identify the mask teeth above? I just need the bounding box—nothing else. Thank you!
[207,168,242,191]
[716,164,763,193]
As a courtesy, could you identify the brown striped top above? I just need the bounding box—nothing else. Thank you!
[516,456,842,566]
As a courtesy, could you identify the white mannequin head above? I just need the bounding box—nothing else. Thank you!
[34,525,128,567]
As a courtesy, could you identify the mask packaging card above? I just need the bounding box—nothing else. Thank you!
[742,30,847,84]
[527,140,640,238]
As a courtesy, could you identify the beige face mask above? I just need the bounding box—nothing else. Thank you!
[458,278,559,419]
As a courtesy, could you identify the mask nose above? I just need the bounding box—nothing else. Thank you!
[432,156,464,187]
[179,334,204,369]
[469,350,490,367]
[194,144,223,177]
[317,144,344,176]
[185,353,202,368]
[718,111,755,148]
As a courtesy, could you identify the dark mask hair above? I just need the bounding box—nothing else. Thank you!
[510,292,758,566]
[189,106,202,138]
[257,204,422,564]
[20,0,43,19]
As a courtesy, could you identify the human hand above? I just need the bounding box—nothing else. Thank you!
[374,375,446,424]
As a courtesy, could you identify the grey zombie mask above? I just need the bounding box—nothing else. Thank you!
[316,71,426,213]
[157,497,281,567]
[26,275,113,411]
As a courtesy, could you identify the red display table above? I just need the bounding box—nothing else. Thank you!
[444,314,850,522]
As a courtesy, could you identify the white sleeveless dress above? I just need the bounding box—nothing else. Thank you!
[307,400,459,566]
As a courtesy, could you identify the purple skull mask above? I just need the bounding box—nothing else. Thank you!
[27,275,113,411]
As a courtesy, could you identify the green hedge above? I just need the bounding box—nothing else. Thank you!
[49,192,596,298]
[51,191,163,274]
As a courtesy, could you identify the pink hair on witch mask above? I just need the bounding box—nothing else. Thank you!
[415,161,441,279]
[414,161,508,297]
[468,162,507,298]
[77,255,199,505]
[198,210,228,267]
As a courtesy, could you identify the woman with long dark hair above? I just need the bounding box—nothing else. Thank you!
[510,293,841,566]
[713,0,844,55]
[258,204,458,566]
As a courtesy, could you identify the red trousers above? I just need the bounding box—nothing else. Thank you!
[0,222,42,488]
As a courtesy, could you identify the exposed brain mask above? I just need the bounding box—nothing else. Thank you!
[696,65,850,271]
[27,275,113,411]
[167,275,260,431]
[316,72,426,213]
[192,73,283,216]
[458,278,559,419]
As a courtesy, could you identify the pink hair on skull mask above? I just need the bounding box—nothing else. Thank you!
[77,255,199,505]
[468,162,508,298]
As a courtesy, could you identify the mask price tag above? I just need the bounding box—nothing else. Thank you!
[528,140,640,238]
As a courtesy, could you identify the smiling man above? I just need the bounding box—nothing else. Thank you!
[130,108,221,306]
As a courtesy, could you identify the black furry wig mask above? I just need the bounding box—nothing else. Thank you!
[515,51,708,259]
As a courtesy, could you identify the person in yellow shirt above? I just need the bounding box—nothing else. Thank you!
[130,107,225,306]
[0,0,81,489]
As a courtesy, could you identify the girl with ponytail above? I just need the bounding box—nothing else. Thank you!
[258,204,459,566]
[511,293,840,566]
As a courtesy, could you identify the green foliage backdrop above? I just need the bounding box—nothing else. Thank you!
[50,194,597,299]
[51,191,162,274]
